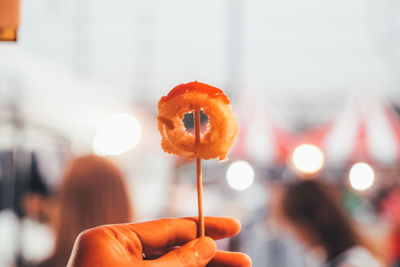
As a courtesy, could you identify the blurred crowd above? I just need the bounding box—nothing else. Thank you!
[0,152,400,267]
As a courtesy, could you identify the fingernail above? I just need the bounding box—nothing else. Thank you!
[193,237,216,260]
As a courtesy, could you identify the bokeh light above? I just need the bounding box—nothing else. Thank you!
[93,113,142,156]
[349,162,375,191]
[292,144,324,174]
[226,160,255,191]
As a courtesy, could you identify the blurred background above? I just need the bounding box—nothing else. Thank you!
[1,0,400,266]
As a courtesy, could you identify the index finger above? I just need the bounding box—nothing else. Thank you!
[116,216,240,255]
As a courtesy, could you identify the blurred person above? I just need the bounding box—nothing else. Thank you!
[38,155,133,267]
[274,179,380,267]
[67,216,251,267]
[20,154,56,265]
[380,187,400,266]
[0,152,56,266]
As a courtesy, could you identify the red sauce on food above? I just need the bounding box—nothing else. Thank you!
[160,81,230,104]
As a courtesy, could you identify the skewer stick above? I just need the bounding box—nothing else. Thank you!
[194,108,205,237]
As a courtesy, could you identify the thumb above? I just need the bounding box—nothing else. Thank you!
[150,237,216,267]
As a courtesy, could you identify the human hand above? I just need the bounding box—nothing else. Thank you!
[67,216,251,267]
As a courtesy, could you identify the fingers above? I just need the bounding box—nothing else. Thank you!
[145,249,252,267]
[198,217,241,240]
[128,217,240,255]
[208,251,252,267]
[144,247,177,260]
[146,237,216,267]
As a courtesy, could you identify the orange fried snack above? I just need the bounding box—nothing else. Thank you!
[157,81,238,161]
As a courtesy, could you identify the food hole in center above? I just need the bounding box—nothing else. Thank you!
[183,110,209,135]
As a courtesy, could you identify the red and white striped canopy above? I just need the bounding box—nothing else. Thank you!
[232,101,294,165]
[322,95,400,166]
[231,93,400,167]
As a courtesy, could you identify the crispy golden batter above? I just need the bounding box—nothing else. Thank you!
[157,81,238,161]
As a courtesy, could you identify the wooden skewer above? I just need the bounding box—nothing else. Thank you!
[194,108,205,237]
